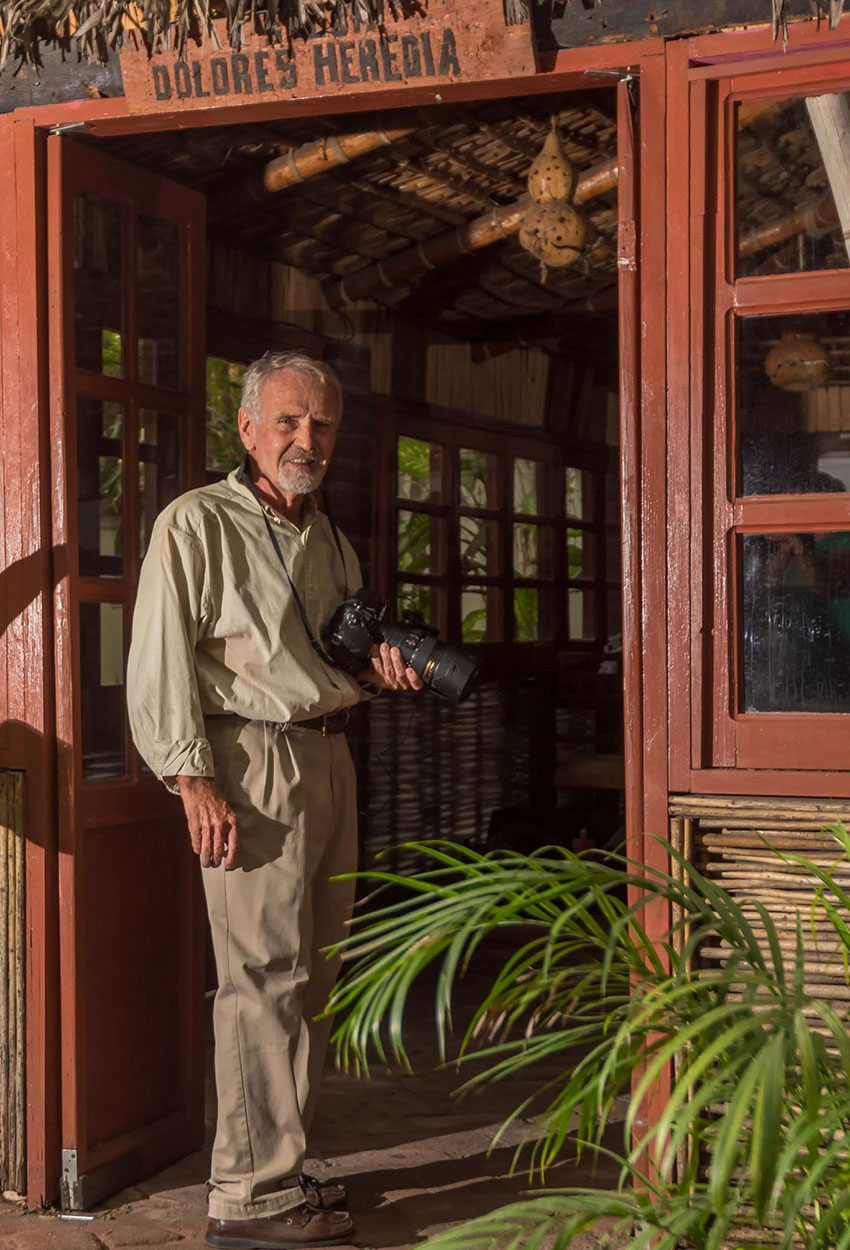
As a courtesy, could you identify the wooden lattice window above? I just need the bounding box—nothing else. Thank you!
[386,410,620,648]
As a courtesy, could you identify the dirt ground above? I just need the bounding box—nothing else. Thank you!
[0,968,624,1250]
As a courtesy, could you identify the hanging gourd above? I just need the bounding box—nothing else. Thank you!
[765,332,831,392]
[519,119,587,277]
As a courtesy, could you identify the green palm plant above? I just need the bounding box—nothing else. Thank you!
[327,825,850,1250]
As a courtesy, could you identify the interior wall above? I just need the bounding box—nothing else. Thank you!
[208,244,552,425]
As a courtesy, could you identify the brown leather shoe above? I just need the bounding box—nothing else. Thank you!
[206,1203,354,1249]
[299,1173,347,1211]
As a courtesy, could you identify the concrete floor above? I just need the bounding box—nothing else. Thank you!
[0,968,624,1250]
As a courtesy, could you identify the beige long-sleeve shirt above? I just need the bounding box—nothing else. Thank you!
[127,466,367,787]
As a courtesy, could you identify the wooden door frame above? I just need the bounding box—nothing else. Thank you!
[47,137,208,1205]
[666,16,850,802]
[0,22,750,1203]
[0,114,60,1209]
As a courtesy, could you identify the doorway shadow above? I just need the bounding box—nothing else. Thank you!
[104,970,622,1250]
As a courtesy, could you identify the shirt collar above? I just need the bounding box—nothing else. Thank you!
[230,456,319,527]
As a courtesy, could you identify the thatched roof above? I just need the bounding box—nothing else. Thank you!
[1,0,845,69]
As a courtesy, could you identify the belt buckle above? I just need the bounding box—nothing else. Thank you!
[322,710,350,736]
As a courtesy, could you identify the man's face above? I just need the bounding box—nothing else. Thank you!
[237,369,341,497]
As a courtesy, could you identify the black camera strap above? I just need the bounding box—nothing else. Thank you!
[236,460,346,664]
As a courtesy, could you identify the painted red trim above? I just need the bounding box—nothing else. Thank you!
[666,38,694,795]
[688,13,850,61]
[0,114,62,1207]
[689,769,850,798]
[9,39,664,138]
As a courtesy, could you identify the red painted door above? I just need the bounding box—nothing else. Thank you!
[47,137,208,1208]
[712,63,850,776]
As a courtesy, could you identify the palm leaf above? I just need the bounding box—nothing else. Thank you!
[326,829,850,1250]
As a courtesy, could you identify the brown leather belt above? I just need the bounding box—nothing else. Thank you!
[283,710,350,736]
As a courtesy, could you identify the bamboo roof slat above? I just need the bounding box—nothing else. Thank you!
[98,90,631,334]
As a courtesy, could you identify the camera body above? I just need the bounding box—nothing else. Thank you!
[322,588,480,705]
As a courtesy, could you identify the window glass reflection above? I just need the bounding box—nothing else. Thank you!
[738,311,850,495]
[138,215,180,389]
[398,582,431,623]
[569,588,596,641]
[514,523,538,577]
[737,93,850,278]
[513,459,540,514]
[398,438,440,502]
[566,466,594,521]
[568,529,594,579]
[514,587,539,641]
[78,398,124,577]
[460,516,499,578]
[74,194,123,376]
[80,602,127,781]
[206,356,246,474]
[461,587,489,643]
[140,411,181,557]
[397,510,432,575]
[741,532,850,713]
[460,449,498,508]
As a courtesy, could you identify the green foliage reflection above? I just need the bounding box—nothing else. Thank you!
[206,356,245,473]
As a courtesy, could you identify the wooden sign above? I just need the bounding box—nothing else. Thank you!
[119,0,536,113]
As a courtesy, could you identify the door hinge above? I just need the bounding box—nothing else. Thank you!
[61,1149,79,1210]
[48,121,88,136]
[60,1146,143,1211]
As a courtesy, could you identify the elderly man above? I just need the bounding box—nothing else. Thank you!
[127,351,421,1249]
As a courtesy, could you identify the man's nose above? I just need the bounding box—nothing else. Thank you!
[296,418,319,450]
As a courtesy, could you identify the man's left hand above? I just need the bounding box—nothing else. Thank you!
[359,642,425,693]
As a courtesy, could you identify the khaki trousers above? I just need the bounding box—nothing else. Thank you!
[202,717,358,1222]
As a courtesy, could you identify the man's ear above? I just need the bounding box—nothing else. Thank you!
[237,406,255,452]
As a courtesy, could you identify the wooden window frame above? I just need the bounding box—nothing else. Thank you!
[696,59,850,777]
[374,396,615,652]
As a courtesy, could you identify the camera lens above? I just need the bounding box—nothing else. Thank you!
[380,623,480,704]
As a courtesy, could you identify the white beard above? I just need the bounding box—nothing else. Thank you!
[277,460,326,494]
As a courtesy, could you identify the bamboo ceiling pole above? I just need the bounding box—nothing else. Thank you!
[739,193,838,257]
[324,198,529,309]
[573,156,618,204]
[324,157,620,309]
[209,124,415,221]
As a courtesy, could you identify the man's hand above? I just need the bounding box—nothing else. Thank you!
[177,776,239,870]
[358,642,425,693]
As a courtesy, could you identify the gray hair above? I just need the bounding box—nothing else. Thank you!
[240,350,343,423]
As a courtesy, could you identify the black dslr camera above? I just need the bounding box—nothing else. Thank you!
[322,589,480,705]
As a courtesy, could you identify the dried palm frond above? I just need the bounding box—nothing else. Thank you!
[772,0,846,41]
[0,0,843,71]
[0,0,427,67]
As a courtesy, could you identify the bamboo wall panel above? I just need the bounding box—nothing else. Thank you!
[670,795,850,1003]
[208,244,552,425]
[804,384,850,432]
[0,770,24,1195]
[365,677,534,872]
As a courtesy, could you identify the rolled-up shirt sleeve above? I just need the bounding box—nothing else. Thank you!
[127,520,213,790]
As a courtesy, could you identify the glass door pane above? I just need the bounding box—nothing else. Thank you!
[77,399,125,577]
[737,91,850,278]
[740,531,850,713]
[738,310,850,496]
[73,193,124,376]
